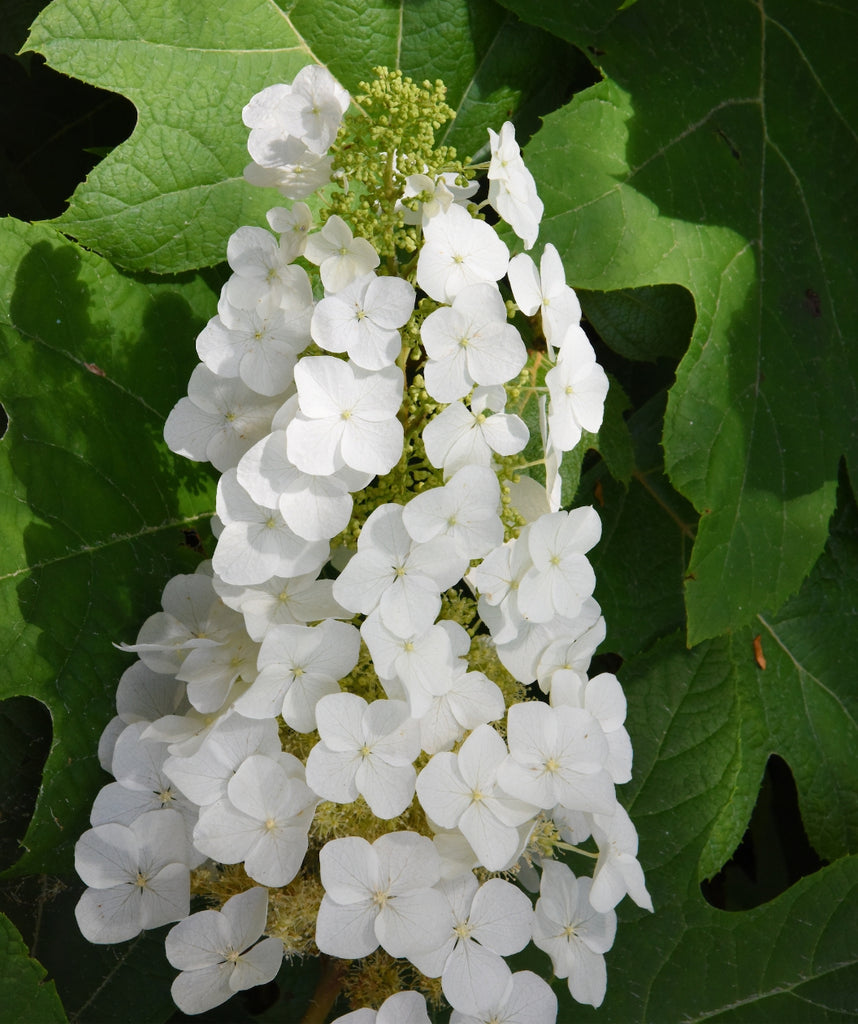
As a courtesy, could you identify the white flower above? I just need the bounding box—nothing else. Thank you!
[507,244,581,358]
[274,63,350,154]
[590,803,653,913]
[312,271,415,369]
[532,860,616,1008]
[416,724,537,871]
[163,364,286,472]
[175,623,259,715]
[118,570,236,676]
[466,531,532,645]
[266,202,313,259]
[402,464,503,561]
[163,713,281,807]
[418,660,505,755]
[196,275,311,397]
[237,422,371,543]
[306,693,419,818]
[421,283,526,401]
[74,810,190,943]
[166,887,283,1015]
[244,148,334,200]
[536,616,607,701]
[234,619,360,731]
[422,386,529,477]
[331,991,430,1024]
[93,724,201,862]
[498,702,616,813]
[315,833,448,959]
[212,570,347,642]
[545,324,609,451]
[193,753,317,886]
[360,613,460,718]
[398,172,478,226]
[304,215,380,292]
[226,225,300,290]
[332,503,463,638]
[286,357,404,477]
[486,122,543,250]
[517,508,600,624]
[489,597,604,685]
[410,874,533,1013]
[213,469,329,586]
[416,204,509,303]
[449,965,557,1024]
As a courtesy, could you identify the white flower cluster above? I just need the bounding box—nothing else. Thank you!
[74,64,651,1022]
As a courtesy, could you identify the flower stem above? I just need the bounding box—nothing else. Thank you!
[300,955,346,1024]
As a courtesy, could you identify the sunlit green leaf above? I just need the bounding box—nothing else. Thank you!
[24,0,576,273]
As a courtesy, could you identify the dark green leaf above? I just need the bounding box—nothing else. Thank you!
[581,394,695,658]
[497,0,858,643]
[580,284,695,364]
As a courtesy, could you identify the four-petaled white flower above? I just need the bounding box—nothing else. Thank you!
[312,271,415,369]
[286,356,404,476]
[532,860,617,1008]
[75,810,190,943]
[166,887,283,1015]
[315,833,449,959]
[545,324,609,451]
[416,204,509,303]
[416,724,537,871]
[498,702,616,814]
[304,215,380,292]
[306,693,420,818]
[421,283,526,401]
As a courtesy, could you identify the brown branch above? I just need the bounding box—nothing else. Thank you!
[300,956,347,1024]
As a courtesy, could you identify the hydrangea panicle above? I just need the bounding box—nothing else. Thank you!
[77,62,650,1021]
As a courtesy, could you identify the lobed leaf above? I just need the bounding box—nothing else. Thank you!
[25,0,577,274]
[498,0,858,643]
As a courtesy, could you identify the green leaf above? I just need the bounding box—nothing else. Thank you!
[0,217,216,875]
[23,0,317,273]
[24,0,579,274]
[580,393,695,658]
[497,0,858,643]
[0,911,65,1024]
[580,284,695,364]
[751,485,858,862]
[290,0,592,158]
